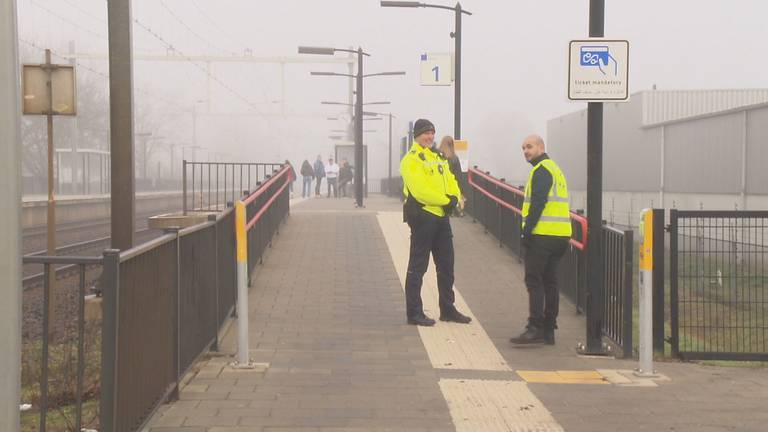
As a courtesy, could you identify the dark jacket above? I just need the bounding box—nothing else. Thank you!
[313,159,325,178]
[339,164,353,183]
[300,160,314,177]
[523,153,553,238]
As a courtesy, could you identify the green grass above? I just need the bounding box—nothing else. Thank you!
[21,399,99,432]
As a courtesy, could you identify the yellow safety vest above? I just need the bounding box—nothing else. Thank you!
[522,158,572,237]
[401,142,461,217]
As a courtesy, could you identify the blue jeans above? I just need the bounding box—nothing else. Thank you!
[302,176,312,197]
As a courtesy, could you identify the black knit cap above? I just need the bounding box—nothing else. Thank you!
[413,118,435,138]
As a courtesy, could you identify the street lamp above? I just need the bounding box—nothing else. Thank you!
[299,45,405,207]
[380,1,472,139]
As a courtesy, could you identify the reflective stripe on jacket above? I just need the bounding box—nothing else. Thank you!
[522,158,572,237]
[400,142,461,217]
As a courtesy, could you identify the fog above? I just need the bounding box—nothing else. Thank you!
[16,0,768,189]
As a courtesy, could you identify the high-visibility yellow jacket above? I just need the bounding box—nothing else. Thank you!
[401,142,461,217]
[522,158,572,237]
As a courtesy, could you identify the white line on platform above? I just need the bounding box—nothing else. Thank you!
[377,211,510,371]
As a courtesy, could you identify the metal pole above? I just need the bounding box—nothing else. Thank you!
[636,209,657,376]
[584,0,606,355]
[347,48,355,141]
[0,0,22,427]
[108,0,135,250]
[453,2,462,139]
[354,47,364,207]
[388,113,393,194]
[234,201,253,367]
[44,49,58,336]
[100,249,120,432]
[652,208,666,355]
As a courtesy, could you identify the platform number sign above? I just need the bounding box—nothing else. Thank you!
[420,53,452,86]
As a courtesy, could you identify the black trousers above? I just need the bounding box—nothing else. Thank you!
[315,177,323,195]
[524,235,569,328]
[404,210,456,319]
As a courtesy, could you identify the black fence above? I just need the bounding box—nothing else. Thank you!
[183,161,284,214]
[465,167,633,358]
[670,209,768,361]
[20,256,102,432]
[22,164,292,432]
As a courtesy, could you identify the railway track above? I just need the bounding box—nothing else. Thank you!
[22,228,159,290]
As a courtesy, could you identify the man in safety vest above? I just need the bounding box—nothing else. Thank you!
[510,134,572,345]
[400,119,471,326]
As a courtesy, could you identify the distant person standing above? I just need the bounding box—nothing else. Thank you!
[300,159,314,198]
[510,134,571,345]
[313,155,325,197]
[338,159,353,198]
[325,157,339,198]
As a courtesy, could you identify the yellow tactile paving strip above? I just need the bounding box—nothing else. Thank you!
[377,212,511,372]
[517,370,610,385]
[439,379,565,432]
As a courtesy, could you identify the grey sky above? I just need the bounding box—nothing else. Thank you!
[17,0,768,182]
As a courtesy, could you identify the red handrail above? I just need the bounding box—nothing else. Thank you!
[242,165,293,231]
[468,167,588,250]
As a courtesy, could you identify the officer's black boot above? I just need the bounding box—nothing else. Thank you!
[407,315,436,326]
[439,308,472,324]
[510,320,546,344]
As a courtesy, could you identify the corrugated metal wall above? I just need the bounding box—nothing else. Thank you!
[548,110,587,190]
[747,106,768,194]
[664,111,743,194]
[642,89,768,126]
[548,96,661,192]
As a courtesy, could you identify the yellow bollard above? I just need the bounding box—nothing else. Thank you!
[234,201,253,367]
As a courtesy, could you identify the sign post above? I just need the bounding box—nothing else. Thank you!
[22,51,76,337]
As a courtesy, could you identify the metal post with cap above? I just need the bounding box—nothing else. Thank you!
[1,0,22,428]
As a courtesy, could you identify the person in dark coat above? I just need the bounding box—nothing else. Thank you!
[338,159,353,198]
[300,159,314,198]
[313,155,325,197]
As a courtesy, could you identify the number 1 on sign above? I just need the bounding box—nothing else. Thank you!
[432,65,439,82]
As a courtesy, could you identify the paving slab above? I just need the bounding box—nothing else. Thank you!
[145,195,768,432]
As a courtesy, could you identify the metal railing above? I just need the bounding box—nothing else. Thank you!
[183,161,284,214]
[466,167,634,357]
[22,163,292,432]
[670,209,768,361]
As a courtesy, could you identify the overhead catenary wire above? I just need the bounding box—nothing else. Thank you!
[132,18,265,114]
[189,0,251,54]
[159,0,238,57]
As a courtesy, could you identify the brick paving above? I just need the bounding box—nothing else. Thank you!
[146,195,768,432]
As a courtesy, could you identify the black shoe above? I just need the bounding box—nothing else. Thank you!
[407,315,436,326]
[439,309,472,324]
[510,325,546,344]
[543,328,555,345]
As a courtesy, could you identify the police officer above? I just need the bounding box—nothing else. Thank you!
[510,134,572,345]
[400,119,471,326]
